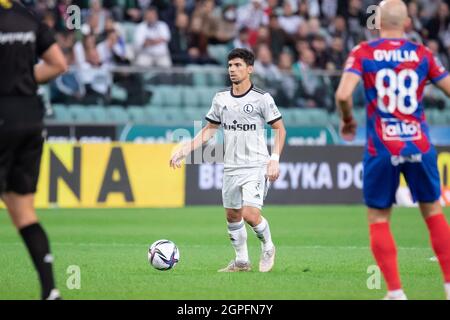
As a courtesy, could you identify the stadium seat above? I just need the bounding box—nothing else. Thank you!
[163,86,183,107]
[193,72,208,87]
[304,109,330,126]
[106,106,130,123]
[110,84,128,102]
[181,86,201,108]
[164,107,188,125]
[207,45,229,65]
[149,85,183,107]
[290,109,309,126]
[327,109,364,127]
[145,106,169,124]
[184,107,205,123]
[51,104,72,122]
[328,112,341,127]
[148,87,165,106]
[127,106,146,124]
[197,87,218,108]
[221,0,238,6]
[353,109,366,125]
[279,109,298,126]
[285,109,330,126]
[69,105,95,123]
[438,109,450,124]
[89,105,108,123]
[425,108,440,125]
[237,0,250,6]
[187,65,209,87]
[429,109,449,125]
[202,65,227,87]
[445,109,450,123]
[209,72,227,88]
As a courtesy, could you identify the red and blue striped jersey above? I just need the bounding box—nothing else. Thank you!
[344,38,448,156]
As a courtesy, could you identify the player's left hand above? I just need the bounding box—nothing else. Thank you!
[266,160,280,182]
[339,117,357,141]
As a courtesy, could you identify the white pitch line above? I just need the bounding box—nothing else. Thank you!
[0,242,432,251]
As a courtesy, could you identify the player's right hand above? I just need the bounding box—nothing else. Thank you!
[169,151,184,169]
[169,142,190,169]
[339,118,357,142]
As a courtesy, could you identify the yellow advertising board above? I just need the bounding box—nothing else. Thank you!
[32,143,184,208]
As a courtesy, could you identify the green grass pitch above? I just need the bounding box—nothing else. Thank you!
[0,205,449,300]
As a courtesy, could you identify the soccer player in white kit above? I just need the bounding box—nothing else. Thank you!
[170,48,286,272]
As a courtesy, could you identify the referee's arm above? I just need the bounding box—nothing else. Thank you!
[34,43,68,84]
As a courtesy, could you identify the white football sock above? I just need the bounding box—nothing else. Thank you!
[252,217,274,252]
[227,219,249,263]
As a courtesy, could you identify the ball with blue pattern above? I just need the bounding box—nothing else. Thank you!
[148,239,180,271]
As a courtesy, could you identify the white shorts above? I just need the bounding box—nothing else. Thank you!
[222,168,270,210]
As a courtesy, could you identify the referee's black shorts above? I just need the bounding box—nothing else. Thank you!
[0,96,45,195]
[0,125,44,195]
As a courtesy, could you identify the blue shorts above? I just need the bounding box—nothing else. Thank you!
[363,148,441,209]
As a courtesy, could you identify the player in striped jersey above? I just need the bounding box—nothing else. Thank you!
[335,0,450,300]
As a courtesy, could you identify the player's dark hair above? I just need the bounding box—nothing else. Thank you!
[227,48,255,66]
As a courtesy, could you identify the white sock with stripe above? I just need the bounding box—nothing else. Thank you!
[227,219,249,263]
[252,217,274,252]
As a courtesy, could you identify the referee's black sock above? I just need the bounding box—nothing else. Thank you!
[19,223,56,299]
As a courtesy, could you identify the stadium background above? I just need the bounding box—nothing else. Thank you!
[12,0,450,208]
[1,0,450,300]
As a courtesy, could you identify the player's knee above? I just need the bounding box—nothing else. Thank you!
[225,208,242,222]
[419,200,442,219]
[367,207,392,224]
[242,205,262,226]
[3,195,38,228]
[7,203,38,228]
[10,212,38,229]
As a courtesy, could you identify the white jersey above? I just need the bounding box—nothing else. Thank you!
[205,85,282,173]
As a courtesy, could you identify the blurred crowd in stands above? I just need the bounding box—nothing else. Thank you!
[24,0,450,110]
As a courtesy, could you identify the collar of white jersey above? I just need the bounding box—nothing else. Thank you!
[230,83,254,98]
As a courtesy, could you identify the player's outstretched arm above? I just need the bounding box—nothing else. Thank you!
[266,119,286,182]
[169,122,219,169]
[34,43,68,84]
[435,75,450,97]
[335,72,360,141]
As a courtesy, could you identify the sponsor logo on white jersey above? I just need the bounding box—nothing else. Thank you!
[243,104,254,114]
[223,120,257,131]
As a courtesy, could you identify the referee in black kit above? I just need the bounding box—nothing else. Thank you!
[0,0,67,299]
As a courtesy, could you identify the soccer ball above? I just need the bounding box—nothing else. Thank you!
[148,239,180,271]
